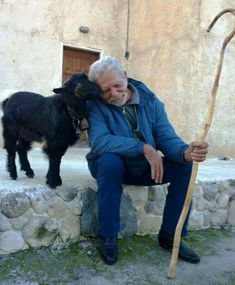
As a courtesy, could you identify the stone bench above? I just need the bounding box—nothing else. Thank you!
[0,148,234,255]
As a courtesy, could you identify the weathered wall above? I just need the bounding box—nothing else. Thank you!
[121,0,235,158]
[0,0,122,93]
[0,0,234,157]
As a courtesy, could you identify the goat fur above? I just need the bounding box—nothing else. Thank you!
[1,73,101,188]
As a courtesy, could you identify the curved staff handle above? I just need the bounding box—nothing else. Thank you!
[167,8,235,279]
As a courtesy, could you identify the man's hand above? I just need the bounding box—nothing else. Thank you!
[184,142,209,162]
[143,144,163,183]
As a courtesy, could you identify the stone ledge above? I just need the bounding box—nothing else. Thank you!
[0,178,235,255]
[0,148,235,255]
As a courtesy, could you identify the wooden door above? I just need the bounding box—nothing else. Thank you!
[62,47,100,146]
[62,47,99,82]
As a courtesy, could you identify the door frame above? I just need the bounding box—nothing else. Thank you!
[59,43,103,83]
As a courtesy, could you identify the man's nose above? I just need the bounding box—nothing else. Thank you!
[110,87,118,97]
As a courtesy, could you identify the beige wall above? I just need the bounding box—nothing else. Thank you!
[0,0,234,157]
[122,0,235,158]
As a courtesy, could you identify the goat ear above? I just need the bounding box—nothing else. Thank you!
[53,87,64,94]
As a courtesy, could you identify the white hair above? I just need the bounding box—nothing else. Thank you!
[88,56,125,83]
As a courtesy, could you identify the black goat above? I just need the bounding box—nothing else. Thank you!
[1,73,101,188]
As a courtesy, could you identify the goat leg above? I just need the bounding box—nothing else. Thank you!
[45,156,62,188]
[2,120,18,180]
[17,138,34,178]
[4,139,18,180]
[44,144,68,188]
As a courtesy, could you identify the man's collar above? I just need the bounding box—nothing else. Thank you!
[126,83,140,105]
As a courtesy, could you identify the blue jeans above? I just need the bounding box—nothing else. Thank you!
[88,153,192,238]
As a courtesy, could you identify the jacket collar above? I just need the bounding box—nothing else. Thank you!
[128,78,149,107]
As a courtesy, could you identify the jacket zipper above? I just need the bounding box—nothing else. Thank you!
[121,105,140,138]
[121,106,132,135]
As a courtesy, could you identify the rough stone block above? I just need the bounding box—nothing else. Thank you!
[138,214,162,234]
[55,185,80,202]
[125,186,148,211]
[0,231,26,253]
[21,207,36,219]
[148,185,166,201]
[148,186,157,201]
[203,200,217,212]
[124,186,148,202]
[203,210,212,228]
[47,196,68,219]
[189,210,204,230]
[120,193,138,237]
[203,183,219,202]
[145,199,165,215]
[58,214,80,243]
[67,196,83,216]
[135,205,145,218]
[10,216,28,231]
[0,212,12,231]
[216,193,230,209]
[1,193,30,218]
[22,216,59,247]
[218,181,232,193]
[128,199,143,211]
[228,200,235,226]
[193,184,204,198]
[211,209,228,227]
[30,194,48,214]
[42,189,56,201]
[196,197,205,211]
[80,188,99,237]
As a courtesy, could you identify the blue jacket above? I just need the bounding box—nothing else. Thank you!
[86,78,188,163]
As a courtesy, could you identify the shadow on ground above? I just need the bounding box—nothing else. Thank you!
[0,229,235,285]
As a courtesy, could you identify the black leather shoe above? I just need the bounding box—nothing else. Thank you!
[100,236,118,265]
[158,230,200,264]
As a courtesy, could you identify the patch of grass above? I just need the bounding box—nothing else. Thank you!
[0,241,99,283]
[0,229,234,284]
[183,229,232,256]
[118,235,159,265]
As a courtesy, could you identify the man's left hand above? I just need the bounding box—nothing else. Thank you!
[184,142,209,162]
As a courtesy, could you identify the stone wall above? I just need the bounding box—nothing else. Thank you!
[0,180,234,255]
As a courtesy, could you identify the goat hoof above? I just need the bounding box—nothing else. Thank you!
[9,168,17,179]
[26,169,35,178]
[10,174,17,180]
[46,176,62,189]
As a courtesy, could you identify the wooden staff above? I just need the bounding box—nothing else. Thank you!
[167,8,235,279]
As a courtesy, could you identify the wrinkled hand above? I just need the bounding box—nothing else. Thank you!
[143,144,163,183]
[184,142,209,162]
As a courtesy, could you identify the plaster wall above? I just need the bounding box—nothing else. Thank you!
[121,0,235,158]
[0,0,122,93]
[0,0,234,157]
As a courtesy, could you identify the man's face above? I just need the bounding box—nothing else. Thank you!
[96,68,130,106]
